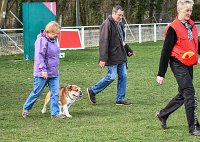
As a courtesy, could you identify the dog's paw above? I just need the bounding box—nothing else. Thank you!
[66,114,72,117]
[59,112,64,115]
[41,108,46,114]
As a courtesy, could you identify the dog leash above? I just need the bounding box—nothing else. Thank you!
[193,92,198,141]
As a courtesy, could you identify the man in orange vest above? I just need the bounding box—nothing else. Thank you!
[156,0,200,136]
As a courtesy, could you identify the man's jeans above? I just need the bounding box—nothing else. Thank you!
[91,63,127,101]
[23,76,60,116]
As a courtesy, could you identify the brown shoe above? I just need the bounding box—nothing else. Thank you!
[87,87,96,104]
[51,114,66,119]
[116,101,132,106]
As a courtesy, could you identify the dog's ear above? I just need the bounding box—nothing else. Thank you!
[67,85,73,91]
[61,87,67,94]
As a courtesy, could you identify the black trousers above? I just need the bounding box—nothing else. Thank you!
[159,58,199,132]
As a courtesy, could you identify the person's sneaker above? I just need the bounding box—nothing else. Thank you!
[190,126,200,136]
[22,109,29,118]
[191,130,200,136]
[87,87,96,104]
[156,112,167,129]
[116,101,132,106]
[51,114,66,119]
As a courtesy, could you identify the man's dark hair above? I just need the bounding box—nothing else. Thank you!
[112,5,123,13]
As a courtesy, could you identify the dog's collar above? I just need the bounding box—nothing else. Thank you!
[68,92,74,100]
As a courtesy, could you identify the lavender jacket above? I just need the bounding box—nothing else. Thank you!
[33,31,60,78]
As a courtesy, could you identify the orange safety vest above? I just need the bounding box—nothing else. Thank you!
[165,17,199,66]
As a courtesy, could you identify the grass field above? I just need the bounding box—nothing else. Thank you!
[1,41,200,142]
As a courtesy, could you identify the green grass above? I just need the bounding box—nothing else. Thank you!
[1,41,200,142]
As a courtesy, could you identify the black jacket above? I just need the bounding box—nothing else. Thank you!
[99,15,127,65]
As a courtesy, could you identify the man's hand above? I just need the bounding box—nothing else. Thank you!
[156,76,164,85]
[124,44,135,57]
[99,61,106,68]
[42,71,48,79]
[128,51,135,57]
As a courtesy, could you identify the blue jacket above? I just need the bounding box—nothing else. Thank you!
[33,30,60,77]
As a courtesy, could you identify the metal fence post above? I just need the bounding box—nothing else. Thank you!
[139,24,141,43]
[154,23,157,42]
[81,26,85,48]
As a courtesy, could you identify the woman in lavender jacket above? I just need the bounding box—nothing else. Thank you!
[22,21,65,119]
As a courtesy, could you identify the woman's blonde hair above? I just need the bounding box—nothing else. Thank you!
[177,0,194,9]
[45,21,60,33]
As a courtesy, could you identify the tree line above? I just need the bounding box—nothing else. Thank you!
[1,0,200,28]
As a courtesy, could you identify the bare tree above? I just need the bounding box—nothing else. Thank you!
[0,0,8,28]
[2,0,200,28]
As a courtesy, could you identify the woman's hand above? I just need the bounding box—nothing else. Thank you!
[156,76,164,85]
[42,71,48,79]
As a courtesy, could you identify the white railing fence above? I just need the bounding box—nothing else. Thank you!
[61,23,171,47]
[1,23,200,56]
[0,29,23,56]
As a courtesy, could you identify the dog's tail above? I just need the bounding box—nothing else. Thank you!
[41,92,51,114]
